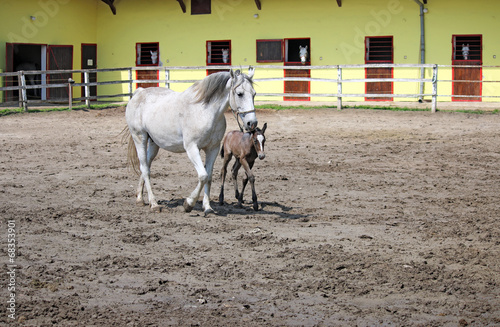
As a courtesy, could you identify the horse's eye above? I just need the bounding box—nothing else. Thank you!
[237,93,244,97]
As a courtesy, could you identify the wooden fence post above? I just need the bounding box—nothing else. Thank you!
[165,68,170,89]
[431,64,438,113]
[68,78,75,110]
[18,71,28,112]
[128,68,133,99]
[337,66,342,110]
[84,71,90,108]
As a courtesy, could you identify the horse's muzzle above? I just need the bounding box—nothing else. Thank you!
[246,120,258,131]
[258,153,266,160]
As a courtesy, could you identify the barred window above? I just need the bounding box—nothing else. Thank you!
[365,36,393,63]
[453,35,482,61]
[136,42,159,66]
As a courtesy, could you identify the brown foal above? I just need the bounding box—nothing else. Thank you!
[219,123,267,211]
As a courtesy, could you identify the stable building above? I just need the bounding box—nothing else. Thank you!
[1,0,499,104]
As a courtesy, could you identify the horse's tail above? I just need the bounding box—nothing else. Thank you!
[120,126,141,176]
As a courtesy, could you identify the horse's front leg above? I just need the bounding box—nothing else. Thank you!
[202,147,220,216]
[184,145,209,214]
[219,151,232,206]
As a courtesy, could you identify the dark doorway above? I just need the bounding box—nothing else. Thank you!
[5,43,44,102]
[81,44,97,101]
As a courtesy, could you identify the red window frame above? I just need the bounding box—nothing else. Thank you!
[256,39,284,63]
[135,42,160,67]
[365,36,393,64]
[452,34,482,64]
[284,38,311,65]
[206,40,231,66]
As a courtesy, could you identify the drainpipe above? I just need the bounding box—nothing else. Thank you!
[412,0,425,102]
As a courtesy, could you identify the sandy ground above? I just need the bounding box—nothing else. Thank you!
[0,106,499,326]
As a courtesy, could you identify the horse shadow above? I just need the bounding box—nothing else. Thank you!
[158,198,309,220]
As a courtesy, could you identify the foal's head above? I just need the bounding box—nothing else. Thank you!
[252,122,267,160]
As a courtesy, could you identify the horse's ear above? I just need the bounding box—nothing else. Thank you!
[262,122,267,134]
[247,66,255,79]
[305,45,308,50]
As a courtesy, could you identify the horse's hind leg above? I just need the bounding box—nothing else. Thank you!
[133,132,160,212]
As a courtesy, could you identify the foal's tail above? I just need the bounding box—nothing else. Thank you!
[120,126,141,176]
[220,134,228,159]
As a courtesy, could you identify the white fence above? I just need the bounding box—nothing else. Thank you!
[1,64,499,113]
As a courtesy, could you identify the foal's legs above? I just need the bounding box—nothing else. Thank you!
[132,132,161,211]
[231,160,242,204]
[239,159,259,211]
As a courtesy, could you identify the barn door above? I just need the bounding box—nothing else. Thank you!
[284,67,310,101]
[284,38,310,101]
[81,44,97,101]
[452,35,482,102]
[365,36,393,101]
[47,45,73,100]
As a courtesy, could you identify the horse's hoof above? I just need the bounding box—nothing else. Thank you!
[183,200,193,213]
[136,200,146,207]
[204,208,215,217]
[253,203,259,211]
[150,204,162,213]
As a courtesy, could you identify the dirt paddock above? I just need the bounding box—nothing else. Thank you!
[1,106,499,326]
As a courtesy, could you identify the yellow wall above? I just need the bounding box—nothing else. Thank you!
[2,0,500,103]
[0,0,97,98]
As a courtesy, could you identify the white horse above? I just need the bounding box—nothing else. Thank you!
[222,49,229,64]
[462,44,470,60]
[150,50,163,66]
[124,68,257,216]
[299,45,309,64]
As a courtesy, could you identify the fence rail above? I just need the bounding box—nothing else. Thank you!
[1,64,499,113]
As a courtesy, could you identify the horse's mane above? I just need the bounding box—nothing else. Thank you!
[192,72,232,105]
[192,71,254,105]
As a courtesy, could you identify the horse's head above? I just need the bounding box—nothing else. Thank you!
[222,49,229,64]
[299,45,308,64]
[229,67,258,131]
[462,44,470,60]
[150,50,158,65]
[252,122,267,160]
